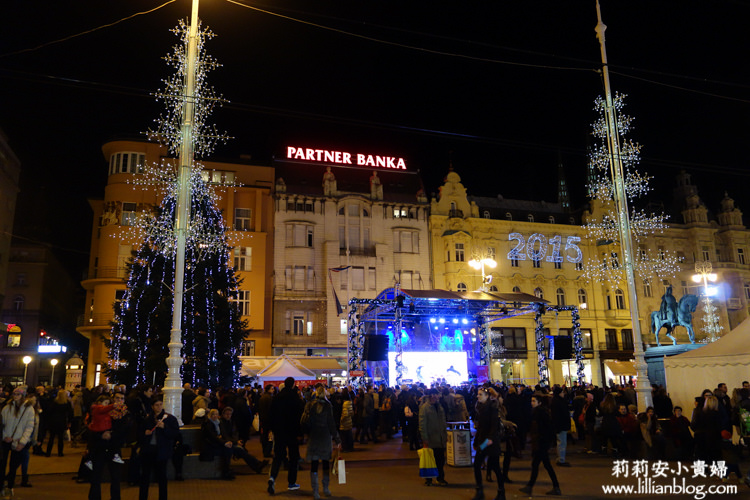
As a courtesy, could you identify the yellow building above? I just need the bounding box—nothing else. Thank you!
[430,169,750,387]
[77,139,274,386]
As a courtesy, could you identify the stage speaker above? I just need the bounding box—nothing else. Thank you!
[363,334,389,361]
[548,336,573,360]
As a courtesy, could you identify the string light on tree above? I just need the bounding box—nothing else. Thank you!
[692,261,723,343]
[582,92,680,284]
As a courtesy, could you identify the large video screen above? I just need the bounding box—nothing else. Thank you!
[388,351,468,386]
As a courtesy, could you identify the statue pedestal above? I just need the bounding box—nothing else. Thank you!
[644,344,703,389]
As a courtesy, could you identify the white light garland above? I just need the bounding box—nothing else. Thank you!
[583,93,679,284]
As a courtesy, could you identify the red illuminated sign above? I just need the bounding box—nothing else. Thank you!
[286,146,407,170]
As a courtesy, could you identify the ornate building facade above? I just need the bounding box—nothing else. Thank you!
[77,139,274,386]
[272,159,431,359]
[430,169,749,386]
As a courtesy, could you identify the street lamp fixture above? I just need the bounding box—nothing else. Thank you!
[22,356,32,386]
[468,258,497,292]
[50,358,59,387]
[692,261,722,342]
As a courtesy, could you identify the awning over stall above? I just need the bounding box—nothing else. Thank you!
[604,360,636,376]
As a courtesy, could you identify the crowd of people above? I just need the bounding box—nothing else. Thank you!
[0,377,748,499]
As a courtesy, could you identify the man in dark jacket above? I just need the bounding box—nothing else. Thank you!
[219,407,268,474]
[258,385,275,458]
[550,387,571,467]
[88,392,133,500]
[267,377,303,495]
[200,409,235,480]
[138,398,179,500]
[180,384,195,426]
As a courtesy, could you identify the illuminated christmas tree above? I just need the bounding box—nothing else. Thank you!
[582,93,679,284]
[106,18,244,388]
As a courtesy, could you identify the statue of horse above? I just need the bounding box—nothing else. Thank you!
[650,294,699,346]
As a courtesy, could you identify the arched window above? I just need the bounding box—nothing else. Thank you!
[484,211,491,219]
[534,287,544,299]
[527,214,534,222]
[615,289,626,309]
[489,285,498,292]
[577,288,587,306]
[549,216,555,224]
[556,288,566,306]
[505,212,512,220]
[512,286,521,293]
[457,283,467,292]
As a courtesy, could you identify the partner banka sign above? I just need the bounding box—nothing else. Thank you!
[286,146,407,170]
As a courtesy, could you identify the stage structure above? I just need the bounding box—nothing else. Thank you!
[347,288,586,387]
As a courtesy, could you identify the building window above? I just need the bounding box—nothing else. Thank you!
[511,255,519,267]
[455,243,465,262]
[534,287,544,300]
[681,280,689,296]
[394,230,419,253]
[352,267,365,290]
[293,313,305,336]
[489,285,498,292]
[701,247,710,261]
[533,259,541,269]
[493,327,526,349]
[554,261,562,270]
[505,212,512,220]
[527,214,534,222]
[575,261,583,271]
[643,279,653,298]
[15,273,26,286]
[559,328,593,350]
[658,246,666,261]
[286,224,314,247]
[621,329,634,350]
[606,294,612,310]
[605,329,618,350]
[457,282,467,292]
[7,334,21,348]
[369,267,376,290]
[399,270,413,289]
[639,245,647,260]
[13,295,24,312]
[202,170,235,185]
[615,289,626,309]
[234,208,252,231]
[556,288,566,306]
[109,152,145,175]
[512,286,521,293]
[548,216,555,224]
[738,248,746,265]
[577,288,587,306]
[121,202,138,226]
[233,247,252,271]
[241,340,255,356]
[235,290,251,316]
[483,211,491,219]
[745,283,750,300]
[285,266,314,290]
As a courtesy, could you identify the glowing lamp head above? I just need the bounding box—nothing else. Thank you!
[485,258,497,268]
[705,286,718,297]
[22,356,32,365]
[692,275,702,283]
[708,273,718,282]
[50,359,59,367]
[468,259,481,270]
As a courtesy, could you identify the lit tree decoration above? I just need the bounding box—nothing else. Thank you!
[107,18,246,388]
[699,298,723,344]
[583,93,679,284]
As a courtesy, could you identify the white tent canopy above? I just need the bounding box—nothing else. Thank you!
[255,354,317,382]
[664,317,750,411]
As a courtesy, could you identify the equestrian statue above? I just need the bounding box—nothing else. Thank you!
[650,285,699,346]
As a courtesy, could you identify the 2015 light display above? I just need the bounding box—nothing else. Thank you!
[507,233,582,263]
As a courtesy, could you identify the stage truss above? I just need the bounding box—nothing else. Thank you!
[347,288,586,387]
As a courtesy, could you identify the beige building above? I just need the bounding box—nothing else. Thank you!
[272,160,431,360]
[77,139,274,386]
[430,169,749,387]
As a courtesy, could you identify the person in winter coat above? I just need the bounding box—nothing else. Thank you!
[138,398,179,500]
[219,407,268,474]
[191,388,210,421]
[257,385,275,458]
[267,377,304,495]
[0,387,36,492]
[338,388,354,452]
[404,390,421,451]
[200,409,235,480]
[18,393,40,488]
[471,387,504,500]
[550,387,571,467]
[45,389,73,457]
[302,384,341,500]
[419,388,447,487]
[518,394,561,497]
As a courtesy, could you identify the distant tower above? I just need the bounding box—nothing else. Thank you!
[556,153,571,211]
[673,170,708,225]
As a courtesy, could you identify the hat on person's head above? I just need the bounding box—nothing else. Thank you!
[13,387,26,396]
[194,408,206,418]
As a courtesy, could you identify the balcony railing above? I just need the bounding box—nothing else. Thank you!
[83,267,128,280]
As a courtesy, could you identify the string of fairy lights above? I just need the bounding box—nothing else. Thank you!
[583,93,680,285]
[109,19,244,387]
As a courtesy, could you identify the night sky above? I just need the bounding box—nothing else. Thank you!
[2,0,749,276]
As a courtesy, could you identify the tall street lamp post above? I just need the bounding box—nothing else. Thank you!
[595,0,651,410]
[164,0,201,419]
[692,261,722,343]
[22,356,32,386]
[468,257,497,292]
